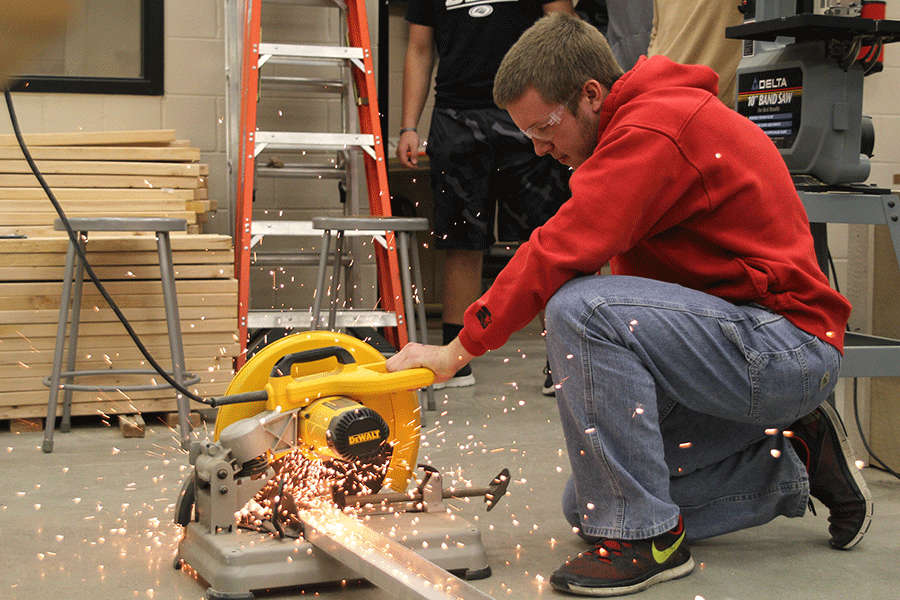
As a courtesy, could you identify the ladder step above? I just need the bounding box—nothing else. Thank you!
[251,220,391,237]
[264,0,344,7]
[256,164,346,179]
[250,250,325,266]
[259,43,364,62]
[259,75,347,92]
[252,220,316,236]
[248,309,398,329]
[263,0,340,6]
[255,131,375,152]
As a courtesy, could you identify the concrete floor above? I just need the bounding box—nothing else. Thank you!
[3,319,898,600]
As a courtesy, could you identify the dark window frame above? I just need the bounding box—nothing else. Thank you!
[9,0,164,96]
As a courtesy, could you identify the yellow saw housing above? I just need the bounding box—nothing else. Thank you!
[215,331,432,493]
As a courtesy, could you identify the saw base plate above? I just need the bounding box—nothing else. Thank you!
[175,510,490,599]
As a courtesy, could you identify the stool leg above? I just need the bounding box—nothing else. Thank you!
[327,231,345,331]
[395,232,417,345]
[60,234,87,433]
[43,238,78,453]
[311,230,332,329]
[406,230,435,412]
[157,231,191,450]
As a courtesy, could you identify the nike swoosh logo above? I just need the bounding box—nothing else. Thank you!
[652,530,685,564]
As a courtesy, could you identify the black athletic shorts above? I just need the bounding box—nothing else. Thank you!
[426,107,571,251]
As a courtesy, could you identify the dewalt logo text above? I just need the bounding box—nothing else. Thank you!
[348,430,382,445]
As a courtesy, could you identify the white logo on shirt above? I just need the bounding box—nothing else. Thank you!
[446,0,516,10]
[469,5,493,16]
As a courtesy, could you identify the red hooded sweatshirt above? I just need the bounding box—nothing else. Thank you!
[459,56,851,357]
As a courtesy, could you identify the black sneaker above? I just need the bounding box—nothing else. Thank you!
[550,516,694,596]
[433,363,475,389]
[785,401,873,550]
[542,360,556,396]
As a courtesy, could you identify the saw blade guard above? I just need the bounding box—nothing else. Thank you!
[214,331,432,493]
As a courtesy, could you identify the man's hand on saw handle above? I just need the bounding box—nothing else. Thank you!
[385,337,474,384]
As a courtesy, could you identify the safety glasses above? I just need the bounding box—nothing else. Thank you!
[522,90,580,142]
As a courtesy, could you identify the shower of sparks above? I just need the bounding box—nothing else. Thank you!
[238,449,390,535]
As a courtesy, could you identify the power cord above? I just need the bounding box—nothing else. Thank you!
[3,88,214,407]
[827,249,899,480]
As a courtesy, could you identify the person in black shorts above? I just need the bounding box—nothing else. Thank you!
[397,0,574,389]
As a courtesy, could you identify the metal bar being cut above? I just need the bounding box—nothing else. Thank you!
[299,505,494,600]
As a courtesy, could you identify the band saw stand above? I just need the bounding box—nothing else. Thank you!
[727,0,900,379]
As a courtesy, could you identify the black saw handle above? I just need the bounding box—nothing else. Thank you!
[270,345,355,377]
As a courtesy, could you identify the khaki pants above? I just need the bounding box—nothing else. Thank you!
[647,0,744,107]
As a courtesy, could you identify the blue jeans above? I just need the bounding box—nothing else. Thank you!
[545,276,841,542]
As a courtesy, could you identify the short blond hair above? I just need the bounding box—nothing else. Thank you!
[494,13,624,109]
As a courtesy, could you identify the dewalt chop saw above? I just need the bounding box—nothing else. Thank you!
[173,331,508,600]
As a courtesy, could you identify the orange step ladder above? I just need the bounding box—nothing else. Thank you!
[231,0,412,367]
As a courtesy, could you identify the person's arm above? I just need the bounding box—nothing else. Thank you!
[542,0,575,15]
[385,337,475,384]
[396,23,435,168]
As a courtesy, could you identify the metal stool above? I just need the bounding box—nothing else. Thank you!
[42,217,200,453]
[311,216,435,411]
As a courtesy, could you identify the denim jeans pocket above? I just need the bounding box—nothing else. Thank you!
[744,303,783,328]
[721,319,839,424]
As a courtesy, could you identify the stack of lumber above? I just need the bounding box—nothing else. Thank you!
[0,130,237,422]
[0,235,238,421]
[0,129,214,237]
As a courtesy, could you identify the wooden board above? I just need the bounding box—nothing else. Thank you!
[0,129,177,147]
[0,317,236,339]
[0,303,235,325]
[0,160,206,177]
[0,173,204,189]
[3,198,189,212]
[0,292,236,312]
[0,330,239,353]
[0,211,199,227]
[0,234,233,254]
[0,187,197,200]
[0,277,236,296]
[0,341,241,365]
[0,248,230,267]
[3,225,212,240]
[119,413,146,438]
[0,145,201,162]
[0,263,233,281]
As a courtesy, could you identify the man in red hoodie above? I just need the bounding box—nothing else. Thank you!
[386,13,872,596]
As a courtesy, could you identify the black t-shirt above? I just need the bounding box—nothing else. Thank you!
[406,0,548,108]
